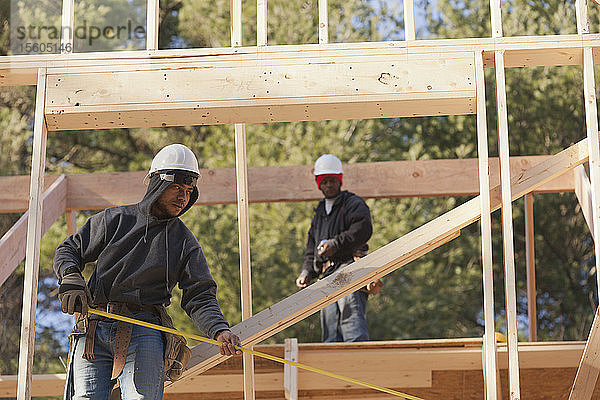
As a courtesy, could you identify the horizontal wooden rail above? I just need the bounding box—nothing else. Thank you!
[0,156,574,213]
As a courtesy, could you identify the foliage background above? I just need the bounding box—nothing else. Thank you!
[0,0,599,388]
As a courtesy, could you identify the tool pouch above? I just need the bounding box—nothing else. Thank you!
[157,306,192,382]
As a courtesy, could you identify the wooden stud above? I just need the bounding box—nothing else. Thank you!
[576,0,590,35]
[257,0,267,46]
[0,156,577,213]
[475,50,498,399]
[0,175,67,287]
[60,0,74,54]
[66,208,77,236]
[582,47,600,299]
[569,308,600,399]
[17,68,48,400]
[230,0,242,47]
[146,0,160,50]
[318,0,328,44]
[489,0,502,38]
[494,50,521,400]
[575,165,594,239]
[179,138,589,378]
[524,193,537,342]
[234,123,256,400]
[283,338,298,400]
[404,0,416,41]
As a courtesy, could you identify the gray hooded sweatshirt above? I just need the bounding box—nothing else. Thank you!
[53,174,230,340]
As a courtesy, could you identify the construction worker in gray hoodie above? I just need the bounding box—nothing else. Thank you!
[53,143,241,400]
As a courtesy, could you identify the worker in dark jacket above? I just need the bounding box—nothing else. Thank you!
[296,154,374,342]
[54,144,241,400]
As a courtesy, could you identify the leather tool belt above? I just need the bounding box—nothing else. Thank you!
[75,301,191,382]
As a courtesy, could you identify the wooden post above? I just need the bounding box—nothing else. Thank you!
[60,0,74,54]
[284,338,298,400]
[146,0,159,50]
[230,0,242,47]
[257,0,267,46]
[318,0,328,44]
[66,208,77,236]
[475,51,499,399]
[575,165,595,239]
[576,0,589,34]
[234,123,255,400]
[525,193,537,342]
[403,0,415,40]
[17,68,48,400]
[582,47,600,299]
[489,0,502,38]
[494,50,521,400]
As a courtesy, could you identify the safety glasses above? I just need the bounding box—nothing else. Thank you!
[159,171,198,187]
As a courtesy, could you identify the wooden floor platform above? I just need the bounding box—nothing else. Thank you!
[1,339,597,399]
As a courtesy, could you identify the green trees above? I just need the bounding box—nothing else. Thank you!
[0,0,598,380]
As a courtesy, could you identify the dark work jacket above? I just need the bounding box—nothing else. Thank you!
[301,190,372,280]
[53,174,230,340]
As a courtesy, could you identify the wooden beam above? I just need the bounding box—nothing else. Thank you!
[570,308,600,399]
[3,35,600,87]
[146,0,160,51]
[525,193,537,342]
[234,123,255,400]
[489,0,502,38]
[575,164,594,239]
[6,341,589,397]
[318,0,328,44]
[171,139,589,382]
[494,50,521,400]
[0,175,67,287]
[576,0,590,35]
[66,208,77,236]
[582,47,600,300]
[60,0,74,54]
[257,0,267,46]
[475,50,498,399]
[284,338,298,400]
[403,0,415,41]
[44,52,475,130]
[0,156,575,214]
[17,68,48,400]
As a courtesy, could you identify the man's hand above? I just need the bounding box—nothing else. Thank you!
[58,272,90,315]
[317,240,335,258]
[216,330,242,356]
[296,270,310,289]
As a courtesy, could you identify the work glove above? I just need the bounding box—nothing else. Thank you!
[58,272,90,315]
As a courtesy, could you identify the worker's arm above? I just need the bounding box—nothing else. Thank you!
[179,246,231,341]
[298,218,319,288]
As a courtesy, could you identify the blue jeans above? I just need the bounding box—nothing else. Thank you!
[65,312,165,400]
[320,291,369,342]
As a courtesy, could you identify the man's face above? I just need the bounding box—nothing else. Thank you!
[151,183,194,219]
[319,176,341,199]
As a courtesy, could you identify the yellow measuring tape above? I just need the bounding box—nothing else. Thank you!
[88,308,425,400]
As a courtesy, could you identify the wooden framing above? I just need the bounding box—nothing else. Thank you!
[257,0,267,46]
[17,69,48,400]
[0,175,67,287]
[0,156,574,214]
[318,0,328,44]
[575,164,594,238]
[475,50,498,398]
[525,193,537,342]
[494,50,521,399]
[570,308,600,399]
[283,338,298,400]
[403,0,416,41]
[60,0,74,54]
[170,139,588,384]
[146,0,160,51]
[0,340,592,398]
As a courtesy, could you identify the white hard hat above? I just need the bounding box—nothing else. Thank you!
[144,144,200,185]
[149,144,200,176]
[314,154,343,176]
